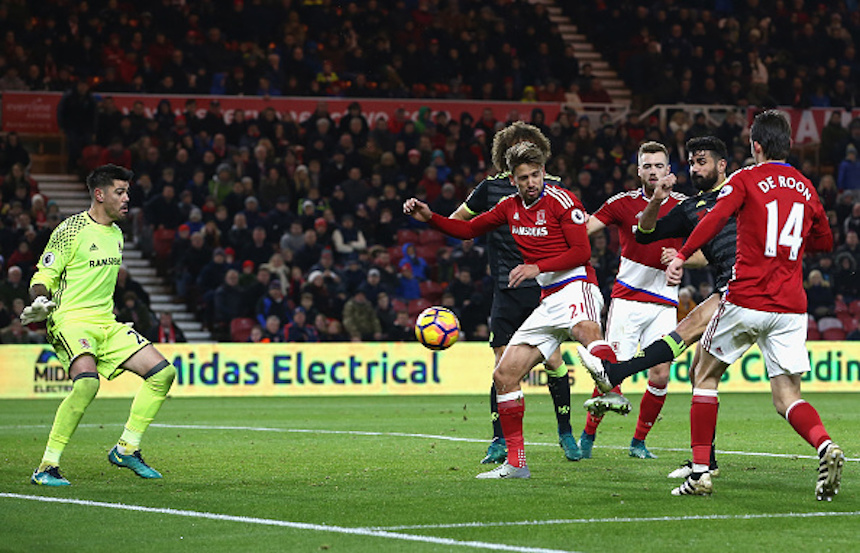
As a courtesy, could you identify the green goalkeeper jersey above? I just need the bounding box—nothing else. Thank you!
[31,211,124,328]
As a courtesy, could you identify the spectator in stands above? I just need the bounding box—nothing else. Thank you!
[255,280,291,329]
[0,265,30,307]
[146,312,187,343]
[837,230,860,267]
[332,214,367,262]
[806,270,835,319]
[388,309,416,341]
[116,291,154,337]
[262,314,285,343]
[284,307,319,342]
[241,226,275,268]
[838,144,860,191]
[834,252,859,302]
[398,243,429,280]
[395,262,421,301]
[57,80,97,173]
[211,269,243,339]
[145,184,184,230]
[114,266,150,308]
[342,290,383,342]
[294,229,323,272]
[845,204,860,238]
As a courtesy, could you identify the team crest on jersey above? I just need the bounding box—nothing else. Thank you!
[42,252,55,267]
[536,210,546,225]
[79,339,91,349]
[571,208,586,225]
[717,185,733,199]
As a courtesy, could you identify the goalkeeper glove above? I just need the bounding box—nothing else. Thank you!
[21,296,56,325]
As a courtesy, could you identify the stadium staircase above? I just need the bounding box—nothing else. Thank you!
[33,173,212,343]
[529,0,631,105]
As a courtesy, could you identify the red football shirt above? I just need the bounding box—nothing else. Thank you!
[429,183,596,297]
[678,162,833,313]
[593,188,686,306]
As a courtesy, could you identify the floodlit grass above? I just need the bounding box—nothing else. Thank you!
[1,393,857,552]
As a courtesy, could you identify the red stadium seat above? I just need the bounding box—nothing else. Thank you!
[415,244,439,263]
[396,229,419,245]
[407,298,432,317]
[849,300,860,317]
[837,313,859,333]
[834,299,848,314]
[230,317,256,342]
[418,229,446,246]
[822,328,847,340]
[419,280,444,303]
[152,228,176,260]
[391,299,407,313]
[807,327,822,340]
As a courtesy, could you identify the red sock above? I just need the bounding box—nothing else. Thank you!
[633,382,667,441]
[587,340,618,363]
[786,400,830,449]
[691,390,719,467]
[583,385,622,435]
[498,391,526,467]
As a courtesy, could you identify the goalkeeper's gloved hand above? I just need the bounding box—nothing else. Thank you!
[21,296,56,325]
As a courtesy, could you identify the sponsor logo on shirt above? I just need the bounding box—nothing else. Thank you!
[511,226,548,237]
[89,257,122,268]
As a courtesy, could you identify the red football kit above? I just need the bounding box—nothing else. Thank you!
[429,183,596,298]
[593,188,685,307]
[678,162,833,314]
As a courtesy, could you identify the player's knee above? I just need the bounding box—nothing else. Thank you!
[72,372,100,400]
[648,363,671,386]
[145,360,176,394]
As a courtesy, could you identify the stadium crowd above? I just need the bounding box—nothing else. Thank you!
[0,0,858,343]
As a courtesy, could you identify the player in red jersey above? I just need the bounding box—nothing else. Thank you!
[661,110,844,498]
[404,142,617,479]
[580,141,687,460]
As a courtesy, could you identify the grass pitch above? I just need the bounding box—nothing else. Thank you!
[1,393,857,552]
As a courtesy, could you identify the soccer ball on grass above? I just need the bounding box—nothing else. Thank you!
[414,306,460,350]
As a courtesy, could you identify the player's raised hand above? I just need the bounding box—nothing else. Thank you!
[508,263,540,288]
[652,173,677,201]
[403,198,432,222]
[665,256,684,286]
[21,296,56,325]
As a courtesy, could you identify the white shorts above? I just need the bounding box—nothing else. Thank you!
[605,298,677,361]
[509,280,604,360]
[701,299,810,378]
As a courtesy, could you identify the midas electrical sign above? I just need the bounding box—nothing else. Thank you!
[2,342,859,399]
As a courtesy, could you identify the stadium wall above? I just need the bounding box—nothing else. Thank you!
[1,341,859,399]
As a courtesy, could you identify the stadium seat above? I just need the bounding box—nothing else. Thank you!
[396,229,419,245]
[822,328,847,340]
[807,327,822,340]
[388,246,403,265]
[837,313,858,333]
[415,244,439,262]
[418,229,446,246]
[419,280,444,303]
[230,317,256,342]
[152,228,176,260]
[834,299,848,314]
[391,299,407,313]
[407,298,432,317]
[849,300,860,317]
[81,145,104,172]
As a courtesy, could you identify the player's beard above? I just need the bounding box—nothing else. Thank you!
[691,170,718,192]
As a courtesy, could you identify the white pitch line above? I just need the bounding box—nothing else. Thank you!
[0,493,576,553]
[3,423,859,462]
[367,510,860,531]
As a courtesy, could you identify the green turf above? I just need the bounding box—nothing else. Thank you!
[1,393,857,552]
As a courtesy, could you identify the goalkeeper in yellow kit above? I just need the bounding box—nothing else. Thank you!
[26,164,176,486]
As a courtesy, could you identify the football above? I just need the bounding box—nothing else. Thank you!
[414,306,460,350]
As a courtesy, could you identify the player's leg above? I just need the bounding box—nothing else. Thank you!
[628,303,676,459]
[476,343,544,479]
[31,351,100,486]
[763,315,844,501]
[481,345,508,464]
[106,325,176,478]
[606,293,721,387]
[544,347,580,461]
